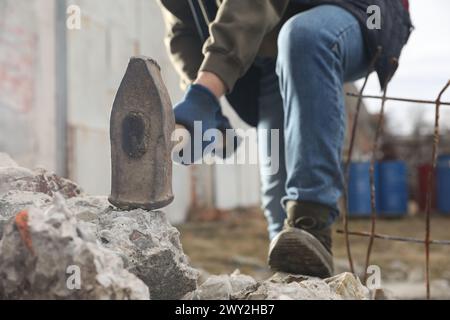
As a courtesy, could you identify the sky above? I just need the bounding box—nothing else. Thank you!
[356,0,450,135]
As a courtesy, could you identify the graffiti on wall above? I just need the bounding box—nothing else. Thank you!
[0,0,37,113]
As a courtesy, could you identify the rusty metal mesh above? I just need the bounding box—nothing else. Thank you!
[339,51,450,299]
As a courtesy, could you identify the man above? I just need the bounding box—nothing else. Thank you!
[158,0,412,277]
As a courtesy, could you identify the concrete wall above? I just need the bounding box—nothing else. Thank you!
[0,0,263,224]
[65,0,194,223]
[0,0,57,170]
[64,0,261,223]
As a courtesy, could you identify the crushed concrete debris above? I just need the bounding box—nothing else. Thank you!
[0,153,375,300]
[96,208,199,300]
[325,272,370,299]
[0,153,18,168]
[0,155,198,300]
[184,270,258,300]
[184,271,371,300]
[0,197,149,300]
[0,166,82,199]
[0,191,52,240]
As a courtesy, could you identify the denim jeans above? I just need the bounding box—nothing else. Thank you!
[257,5,370,240]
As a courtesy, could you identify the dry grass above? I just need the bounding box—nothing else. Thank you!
[178,208,450,284]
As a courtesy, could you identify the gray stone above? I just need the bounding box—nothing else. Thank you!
[0,153,18,168]
[96,208,199,300]
[66,196,110,221]
[0,156,199,300]
[184,270,257,300]
[0,197,149,300]
[325,272,370,300]
[0,167,35,196]
[0,191,52,218]
[186,271,371,300]
[244,280,339,300]
[0,191,53,240]
[0,166,82,199]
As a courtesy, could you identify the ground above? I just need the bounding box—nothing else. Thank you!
[179,208,450,299]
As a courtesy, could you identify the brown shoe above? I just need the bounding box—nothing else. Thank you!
[268,201,334,278]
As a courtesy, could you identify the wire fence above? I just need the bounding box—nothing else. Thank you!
[339,50,450,299]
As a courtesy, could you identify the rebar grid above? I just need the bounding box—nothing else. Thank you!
[342,47,383,274]
[342,66,450,299]
[335,230,450,245]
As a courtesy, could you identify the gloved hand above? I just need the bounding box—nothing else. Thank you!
[173,84,241,164]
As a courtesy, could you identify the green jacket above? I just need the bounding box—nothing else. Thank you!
[158,0,294,92]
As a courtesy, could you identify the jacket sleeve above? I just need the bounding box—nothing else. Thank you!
[200,0,290,92]
[158,0,204,90]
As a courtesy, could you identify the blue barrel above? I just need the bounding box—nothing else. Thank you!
[437,155,450,214]
[378,161,408,217]
[348,162,379,217]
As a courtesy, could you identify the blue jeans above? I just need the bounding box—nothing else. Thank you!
[257,5,369,240]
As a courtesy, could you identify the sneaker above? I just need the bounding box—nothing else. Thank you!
[268,201,334,278]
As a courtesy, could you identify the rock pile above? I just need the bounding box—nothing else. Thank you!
[0,153,374,300]
[184,270,370,300]
[0,153,198,300]
[0,196,149,300]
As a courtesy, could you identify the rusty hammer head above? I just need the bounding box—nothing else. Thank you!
[109,56,175,211]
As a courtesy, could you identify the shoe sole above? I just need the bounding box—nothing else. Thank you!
[268,228,333,278]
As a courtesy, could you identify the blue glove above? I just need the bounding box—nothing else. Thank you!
[173,84,241,164]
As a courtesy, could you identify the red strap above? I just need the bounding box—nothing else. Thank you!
[402,0,409,11]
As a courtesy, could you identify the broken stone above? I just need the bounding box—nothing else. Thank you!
[238,273,339,300]
[0,197,149,300]
[0,153,374,301]
[184,270,258,300]
[195,268,212,286]
[186,271,371,300]
[325,272,370,300]
[0,155,199,300]
[0,191,53,240]
[246,280,338,300]
[96,208,199,300]
[0,167,35,195]
[0,153,18,168]
[0,191,52,219]
[0,166,82,199]
[66,196,110,222]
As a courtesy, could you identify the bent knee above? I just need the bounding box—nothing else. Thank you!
[278,14,327,61]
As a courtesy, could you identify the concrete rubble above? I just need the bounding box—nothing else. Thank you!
[0,154,198,300]
[0,165,82,200]
[0,153,374,300]
[96,208,199,299]
[0,196,149,300]
[184,270,370,300]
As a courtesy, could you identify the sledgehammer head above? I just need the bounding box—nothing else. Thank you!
[109,56,175,210]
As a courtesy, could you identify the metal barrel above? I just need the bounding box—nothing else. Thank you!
[378,160,408,217]
[417,164,436,212]
[348,161,379,217]
[437,155,450,214]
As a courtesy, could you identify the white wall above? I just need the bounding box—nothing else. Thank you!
[0,0,262,224]
[65,0,194,223]
[0,0,57,170]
